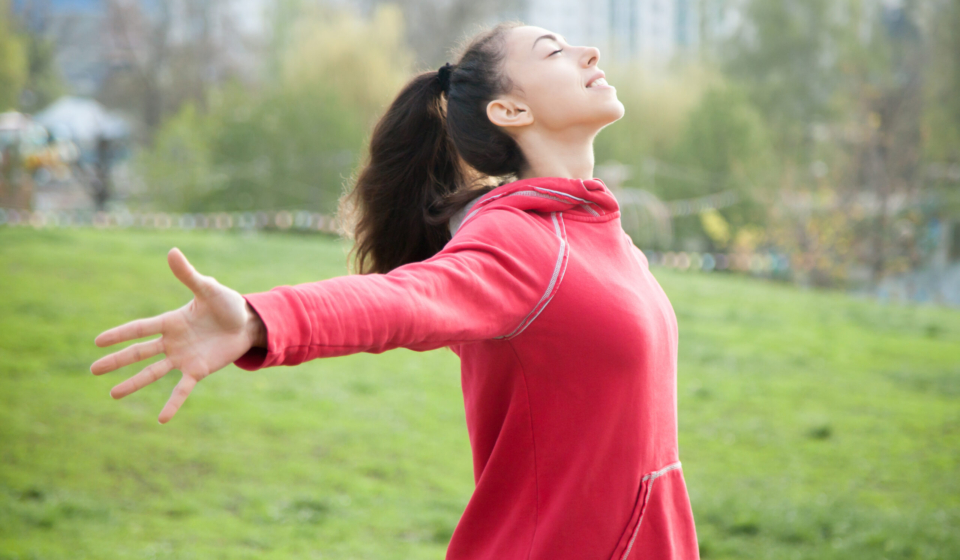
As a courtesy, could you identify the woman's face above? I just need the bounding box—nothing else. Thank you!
[490,25,625,135]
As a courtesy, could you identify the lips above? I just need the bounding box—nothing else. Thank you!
[586,71,606,88]
[585,71,605,87]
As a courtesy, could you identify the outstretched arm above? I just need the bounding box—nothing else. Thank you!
[90,208,561,422]
[234,207,563,369]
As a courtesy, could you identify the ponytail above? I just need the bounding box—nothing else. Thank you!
[340,21,527,275]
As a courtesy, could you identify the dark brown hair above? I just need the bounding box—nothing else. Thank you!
[339,21,529,274]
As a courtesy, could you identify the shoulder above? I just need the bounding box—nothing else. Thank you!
[438,206,567,272]
[450,206,563,248]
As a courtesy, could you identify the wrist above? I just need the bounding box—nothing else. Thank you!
[244,301,268,348]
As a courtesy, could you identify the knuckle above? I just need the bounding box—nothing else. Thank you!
[149,361,166,380]
[202,275,219,292]
[194,278,211,296]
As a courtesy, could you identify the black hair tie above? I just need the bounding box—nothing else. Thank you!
[437,62,454,94]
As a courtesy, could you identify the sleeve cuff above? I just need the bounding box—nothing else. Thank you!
[231,288,313,371]
[234,345,268,371]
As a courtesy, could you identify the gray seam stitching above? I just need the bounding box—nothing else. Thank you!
[493,212,567,340]
[621,462,682,560]
[502,213,568,339]
[533,186,598,206]
[580,203,600,216]
[641,461,682,481]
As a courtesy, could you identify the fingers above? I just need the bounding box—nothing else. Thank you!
[95,313,167,348]
[158,374,198,424]
[110,357,174,399]
[91,337,164,375]
[168,247,214,298]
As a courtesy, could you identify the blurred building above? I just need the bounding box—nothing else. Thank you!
[504,0,741,67]
[12,0,272,98]
[30,96,131,211]
[14,0,106,96]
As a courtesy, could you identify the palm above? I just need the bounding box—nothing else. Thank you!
[91,248,255,424]
[163,295,247,377]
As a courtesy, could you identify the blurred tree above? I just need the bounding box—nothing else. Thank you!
[591,64,776,254]
[100,0,267,139]
[280,2,414,130]
[720,0,944,286]
[589,64,695,251]
[4,1,66,113]
[923,0,960,166]
[670,86,771,195]
[0,3,27,111]
[722,0,842,160]
[136,102,214,211]
[365,0,523,69]
[136,3,414,215]
[699,208,731,249]
[853,4,925,283]
[918,0,960,238]
[100,0,172,134]
[205,84,365,213]
[593,64,716,181]
[263,0,304,84]
[17,30,65,112]
[664,83,774,252]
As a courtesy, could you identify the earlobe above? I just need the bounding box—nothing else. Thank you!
[487,98,533,129]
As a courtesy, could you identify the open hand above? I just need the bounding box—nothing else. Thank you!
[90,247,265,424]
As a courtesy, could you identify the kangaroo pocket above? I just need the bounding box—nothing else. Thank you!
[607,462,699,560]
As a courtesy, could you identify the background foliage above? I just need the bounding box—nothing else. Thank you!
[135,3,414,214]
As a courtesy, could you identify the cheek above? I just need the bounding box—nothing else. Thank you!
[528,76,587,124]
[538,84,616,129]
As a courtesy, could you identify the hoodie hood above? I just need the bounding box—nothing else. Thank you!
[451,176,621,235]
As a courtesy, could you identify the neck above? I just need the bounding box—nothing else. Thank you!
[515,126,597,181]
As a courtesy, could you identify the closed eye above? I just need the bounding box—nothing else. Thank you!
[551,49,563,56]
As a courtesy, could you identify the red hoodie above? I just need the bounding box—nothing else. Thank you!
[234,176,700,560]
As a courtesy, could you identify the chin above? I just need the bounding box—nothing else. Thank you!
[599,102,626,126]
[559,102,626,131]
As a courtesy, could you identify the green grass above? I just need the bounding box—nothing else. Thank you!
[1,227,958,559]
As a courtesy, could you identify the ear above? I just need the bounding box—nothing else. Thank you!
[486,96,533,129]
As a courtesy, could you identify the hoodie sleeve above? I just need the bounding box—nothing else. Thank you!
[233,207,564,370]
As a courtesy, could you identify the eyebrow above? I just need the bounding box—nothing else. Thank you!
[532,33,566,51]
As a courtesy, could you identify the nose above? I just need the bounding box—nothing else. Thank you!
[582,46,600,68]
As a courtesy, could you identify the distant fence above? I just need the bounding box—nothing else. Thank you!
[643,250,792,276]
[8,207,954,306]
[0,208,341,234]
[1,206,796,279]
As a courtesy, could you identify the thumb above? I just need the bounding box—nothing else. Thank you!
[168,247,213,298]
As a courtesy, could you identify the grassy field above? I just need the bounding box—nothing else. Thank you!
[1,227,958,560]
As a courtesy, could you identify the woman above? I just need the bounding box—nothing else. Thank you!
[90,21,700,560]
